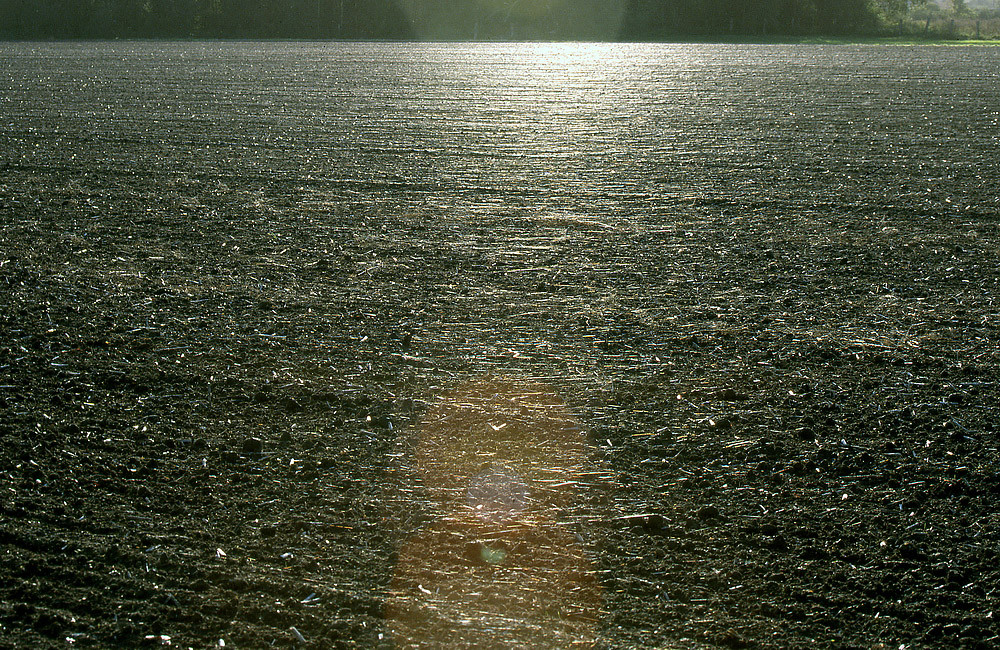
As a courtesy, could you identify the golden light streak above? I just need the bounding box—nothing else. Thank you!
[386,377,602,648]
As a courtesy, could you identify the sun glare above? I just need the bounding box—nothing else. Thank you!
[398,0,627,41]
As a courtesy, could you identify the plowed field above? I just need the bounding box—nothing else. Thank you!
[2,42,999,648]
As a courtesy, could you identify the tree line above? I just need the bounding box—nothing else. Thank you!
[0,0,413,39]
[0,0,956,40]
[620,0,880,37]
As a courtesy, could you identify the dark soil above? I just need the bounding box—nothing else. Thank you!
[2,42,1000,649]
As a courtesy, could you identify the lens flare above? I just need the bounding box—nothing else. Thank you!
[466,465,532,522]
[386,377,602,648]
[412,376,589,522]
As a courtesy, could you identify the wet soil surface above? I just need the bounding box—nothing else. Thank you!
[2,42,1000,649]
